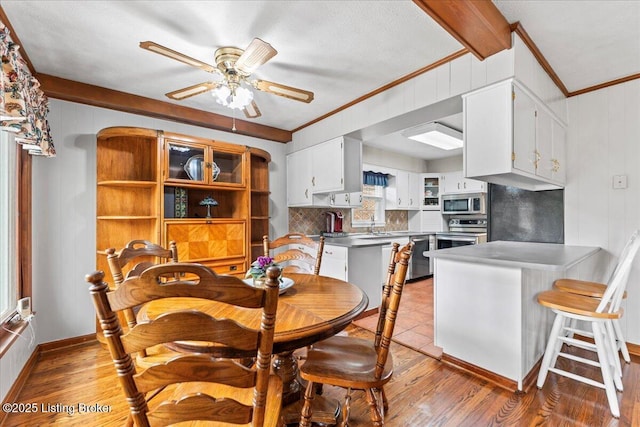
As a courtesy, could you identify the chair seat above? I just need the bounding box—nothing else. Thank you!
[537,290,621,319]
[159,375,283,427]
[553,278,627,299]
[300,336,394,389]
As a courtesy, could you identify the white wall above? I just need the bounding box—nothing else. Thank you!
[565,80,640,343]
[363,145,427,173]
[30,99,288,345]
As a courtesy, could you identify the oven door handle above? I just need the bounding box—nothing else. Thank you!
[436,235,479,243]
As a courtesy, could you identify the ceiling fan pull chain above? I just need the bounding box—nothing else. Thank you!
[232,110,237,132]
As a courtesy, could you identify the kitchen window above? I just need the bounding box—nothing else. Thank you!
[0,131,18,323]
[352,184,385,228]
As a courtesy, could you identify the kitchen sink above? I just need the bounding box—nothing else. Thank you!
[353,233,394,239]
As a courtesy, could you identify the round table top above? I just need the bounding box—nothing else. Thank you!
[138,273,369,355]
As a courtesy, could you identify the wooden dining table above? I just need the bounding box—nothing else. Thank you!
[139,272,369,424]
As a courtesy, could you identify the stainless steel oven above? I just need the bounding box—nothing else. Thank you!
[436,217,487,249]
[436,232,486,249]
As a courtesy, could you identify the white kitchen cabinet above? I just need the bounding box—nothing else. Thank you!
[286,148,313,206]
[385,170,420,210]
[287,136,362,207]
[320,244,385,309]
[441,170,486,194]
[421,174,442,210]
[329,191,362,207]
[311,136,362,194]
[380,237,411,289]
[463,78,566,191]
[319,244,348,282]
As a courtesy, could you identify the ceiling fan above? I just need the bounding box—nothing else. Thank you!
[140,38,314,119]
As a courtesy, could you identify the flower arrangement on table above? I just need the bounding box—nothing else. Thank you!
[246,256,283,285]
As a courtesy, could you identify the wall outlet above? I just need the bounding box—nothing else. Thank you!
[613,175,628,189]
[17,297,31,319]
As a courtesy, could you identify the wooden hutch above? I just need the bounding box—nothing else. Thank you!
[96,126,271,284]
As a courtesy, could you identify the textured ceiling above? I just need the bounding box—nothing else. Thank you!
[494,0,640,93]
[1,0,462,131]
[2,1,639,159]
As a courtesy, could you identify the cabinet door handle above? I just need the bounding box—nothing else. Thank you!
[345,194,349,202]
[463,182,466,189]
[305,189,308,199]
[229,265,237,271]
[312,176,315,186]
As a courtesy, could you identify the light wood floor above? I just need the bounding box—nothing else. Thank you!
[3,328,639,426]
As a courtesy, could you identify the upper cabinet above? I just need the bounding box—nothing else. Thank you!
[441,170,486,194]
[421,174,442,210]
[463,79,566,191]
[386,170,421,210]
[311,136,362,194]
[286,148,313,206]
[165,139,244,186]
[287,136,362,207]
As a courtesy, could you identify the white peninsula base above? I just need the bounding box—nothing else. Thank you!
[432,241,600,391]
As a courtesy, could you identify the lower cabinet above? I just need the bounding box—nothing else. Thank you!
[164,219,247,277]
[320,244,385,309]
[320,245,348,282]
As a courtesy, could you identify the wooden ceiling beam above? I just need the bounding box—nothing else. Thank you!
[36,74,292,143]
[413,0,511,60]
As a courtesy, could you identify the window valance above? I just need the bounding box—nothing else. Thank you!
[0,22,55,157]
[363,171,389,187]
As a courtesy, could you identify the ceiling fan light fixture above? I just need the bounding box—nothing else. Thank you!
[402,122,463,150]
[212,84,254,110]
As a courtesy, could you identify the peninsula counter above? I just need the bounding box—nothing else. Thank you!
[430,241,600,391]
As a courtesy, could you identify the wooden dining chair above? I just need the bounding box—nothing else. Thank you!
[298,241,414,427]
[263,233,325,275]
[536,230,640,418]
[106,240,178,331]
[86,262,284,427]
[552,229,639,364]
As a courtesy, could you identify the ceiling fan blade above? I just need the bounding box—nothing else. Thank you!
[243,100,262,118]
[234,38,277,76]
[252,80,314,103]
[166,82,220,100]
[140,41,217,74]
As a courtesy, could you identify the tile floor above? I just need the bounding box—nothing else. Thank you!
[353,277,442,359]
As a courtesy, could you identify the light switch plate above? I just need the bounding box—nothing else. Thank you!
[613,175,628,189]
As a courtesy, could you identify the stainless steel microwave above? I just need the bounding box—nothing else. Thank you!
[441,192,486,215]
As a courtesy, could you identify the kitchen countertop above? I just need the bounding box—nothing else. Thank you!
[428,240,600,271]
[316,230,437,248]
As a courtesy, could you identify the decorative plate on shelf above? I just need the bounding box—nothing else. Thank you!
[184,154,204,181]
[242,277,294,295]
[212,161,221,181]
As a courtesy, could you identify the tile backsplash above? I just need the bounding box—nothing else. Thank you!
[289,208,408,235]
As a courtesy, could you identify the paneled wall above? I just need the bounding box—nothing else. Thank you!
[565,80,640,343]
